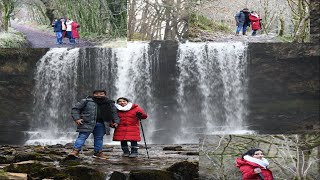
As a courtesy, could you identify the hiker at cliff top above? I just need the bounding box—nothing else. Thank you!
[249,11,262,36]
[53,18,63,44]
[61,18,67,40]
[112,97,148,158]
[236,148,274,180]
[235,8,251,36]
[71,20,80,43]
[65,18,76,44]
[69,90,120,159]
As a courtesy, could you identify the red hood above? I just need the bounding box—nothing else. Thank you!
[130,103,138,109]
[236,158,262,168]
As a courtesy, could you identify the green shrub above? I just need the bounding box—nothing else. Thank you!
[277,34,293,42]
[189,13,232,33]
[0,28,28,48]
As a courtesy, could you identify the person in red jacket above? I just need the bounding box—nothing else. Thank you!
[249,11,262,36]
[236,148,274,180]
[112,97,148,158]
[71,20,80,44]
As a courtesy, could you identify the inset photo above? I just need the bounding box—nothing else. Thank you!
[0,0,127,48]
[189,0,311,43]
[127,0,188,41]
[199,134,320,180]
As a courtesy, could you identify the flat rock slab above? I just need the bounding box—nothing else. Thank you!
[0,144,199,179]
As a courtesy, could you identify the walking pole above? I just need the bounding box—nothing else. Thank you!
[138,117,150,159]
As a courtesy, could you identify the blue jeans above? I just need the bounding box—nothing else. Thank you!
[55,32,62,44]
[236,25,247,34]
[73,122,106,153]
[66,31,75,44]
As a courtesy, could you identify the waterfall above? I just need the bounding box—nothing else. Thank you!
[113,42,161,142]
[26,42,252,145]
[175,42,251,143]
[26,48,80,145]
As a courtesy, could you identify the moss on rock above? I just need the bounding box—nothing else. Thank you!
[0,169,9,180]
[0,155,15,164]
[64,165,106,180]
[3,161,47,173]
[167,161,199,180]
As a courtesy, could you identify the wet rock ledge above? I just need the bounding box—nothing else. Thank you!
[0,144,199,180]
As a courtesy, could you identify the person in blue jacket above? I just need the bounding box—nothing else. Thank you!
[53,18,63,44]
[235,8,251,36]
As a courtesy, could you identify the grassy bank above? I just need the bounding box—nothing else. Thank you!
[0,28,29,48]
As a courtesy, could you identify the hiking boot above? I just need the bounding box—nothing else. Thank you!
[93,151,108,159]
[129,152,138,158]
[121,146,130,157]
[68,149,79,157]
[122,152,130,157]
[129,146,138,158]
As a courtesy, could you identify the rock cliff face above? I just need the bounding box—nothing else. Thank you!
[0,49,49,144]
[247,43,320,133]
[310,0,320,44]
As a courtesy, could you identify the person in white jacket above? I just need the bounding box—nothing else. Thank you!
[66,18,75,44]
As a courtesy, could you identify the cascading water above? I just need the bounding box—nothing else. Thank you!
[26,42,252,145]
[175,42,251,143]
[113,42,161,142]
[26,48,80,145]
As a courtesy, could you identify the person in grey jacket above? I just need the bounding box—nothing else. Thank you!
[235,8,251,35]
[69,90,120,159]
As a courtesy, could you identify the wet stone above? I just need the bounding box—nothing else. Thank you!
[163,146,183,151]
[109,171,127,180]
[167,161,199,180]
[64,165,106,180]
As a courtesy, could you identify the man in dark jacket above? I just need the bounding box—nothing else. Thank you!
[69,90,120,159]
[53,18,63,44]
[235,8,251,35]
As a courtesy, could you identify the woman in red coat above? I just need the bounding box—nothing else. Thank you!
[249,11,262,36]
[236,148,273,180]
[113,97,147,158]
[71,21,80,43]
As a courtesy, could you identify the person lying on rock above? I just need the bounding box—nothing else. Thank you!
[112,97,148,158]
[69,90,120,159]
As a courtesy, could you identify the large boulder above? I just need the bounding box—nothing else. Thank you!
[0,155,15,164]
[167,161,199,180]
[109,171,127,180]
[64,165,106,180]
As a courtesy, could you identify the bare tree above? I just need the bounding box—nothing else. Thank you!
[0,0,15,32]
[128,0,188,41]
[128,0,136,40]
[286,0,310,42]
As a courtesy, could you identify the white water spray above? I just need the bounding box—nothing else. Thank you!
[26,48,80,145]
[175,42,252,143]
